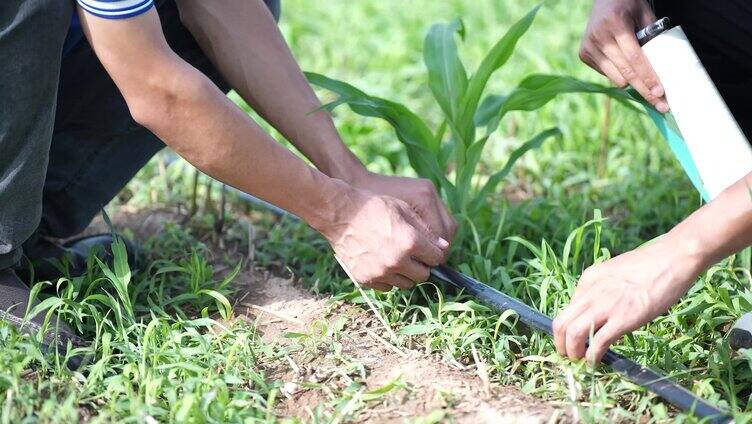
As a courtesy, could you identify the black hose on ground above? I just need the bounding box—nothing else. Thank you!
[430,266,731,423]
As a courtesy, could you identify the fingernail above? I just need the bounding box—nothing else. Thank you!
[437,237,449,249]
[656,101,669,113]
[650,85,664,97]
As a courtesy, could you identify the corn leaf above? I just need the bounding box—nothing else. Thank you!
[457,4,540,141]
[468,127,560,213]
[477,74,637,135]
[306,72,446,183]
[455,135,490,209]
[424,18,468,127]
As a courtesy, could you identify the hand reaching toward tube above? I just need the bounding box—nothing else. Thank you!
[552,235,700,365]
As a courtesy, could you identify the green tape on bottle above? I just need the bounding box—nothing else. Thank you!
[644,106,711,202]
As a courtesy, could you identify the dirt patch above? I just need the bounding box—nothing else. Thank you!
[236,271,566,423]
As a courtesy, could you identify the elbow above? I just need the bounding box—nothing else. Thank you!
[125,64,207,133]
[126,74,180,132]
[128,95,168,131]
[124,66,230,173]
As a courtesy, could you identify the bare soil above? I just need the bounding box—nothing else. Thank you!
[235,269,565,423]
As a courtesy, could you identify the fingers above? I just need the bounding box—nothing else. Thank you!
[437,202,458,242]
[579,2,668,112]
[411,179,456,243]
[565,311,606,360]
[397,258,431,284]
[637,4,658,29]
[420,203,449,243]
[586,319,624,365]
[612,30,668,112]
[583,45,627,86]
[399,207,448,266]
[411,234,446,267]
[363,281,393,292]
[553,299,590,357]
[374,274,414,291]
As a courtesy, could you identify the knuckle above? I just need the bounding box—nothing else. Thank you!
[578,46,590,63]
[580,267,597,284]
[620,66,636,80]
[643,75,658,87]
[591,25,614,43]
[604,12,626,28]
[570,321,590,338]
[611,76,628,88]
[625,49,642,64]
[363,272,380,284]
[418,178,435,192]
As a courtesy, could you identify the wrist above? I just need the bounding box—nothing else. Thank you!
[303,175,364,240]
[319,147,368,184]
[660,227,712,283]
[294,121,368,183]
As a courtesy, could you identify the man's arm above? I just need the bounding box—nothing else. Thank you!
[77,7,449,290]
[553,172,752,364]
[174,0,456,241]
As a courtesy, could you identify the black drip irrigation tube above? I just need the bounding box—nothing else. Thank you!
[430,266,731,423]
[224,187,731,422]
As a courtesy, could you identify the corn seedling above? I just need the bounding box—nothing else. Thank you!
[307,5,634,228]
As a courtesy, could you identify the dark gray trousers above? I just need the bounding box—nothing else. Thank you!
[0,0,280,270]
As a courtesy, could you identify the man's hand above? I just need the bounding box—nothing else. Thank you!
[581,0,668,112]
[316,185,450,292]
[350,171,457,244]
[553,234,703,365]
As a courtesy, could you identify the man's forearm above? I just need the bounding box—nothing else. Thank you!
[176,0,367,182]
[135,58,350,231]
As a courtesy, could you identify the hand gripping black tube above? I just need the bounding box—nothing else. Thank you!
[429,265,732,423]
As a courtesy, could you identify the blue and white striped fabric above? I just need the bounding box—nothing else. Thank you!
[76,0,155,20]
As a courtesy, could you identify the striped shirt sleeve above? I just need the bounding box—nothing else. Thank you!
[76,0,155,20]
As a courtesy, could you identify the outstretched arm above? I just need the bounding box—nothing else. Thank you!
[175,0,456,241]
[554,171,752,364]
[77,6,449,290]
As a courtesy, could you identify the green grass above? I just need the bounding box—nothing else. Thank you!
[2,0,750,422]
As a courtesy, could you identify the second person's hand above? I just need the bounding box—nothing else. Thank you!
[580,0,668,112]
[552,233,702,365]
